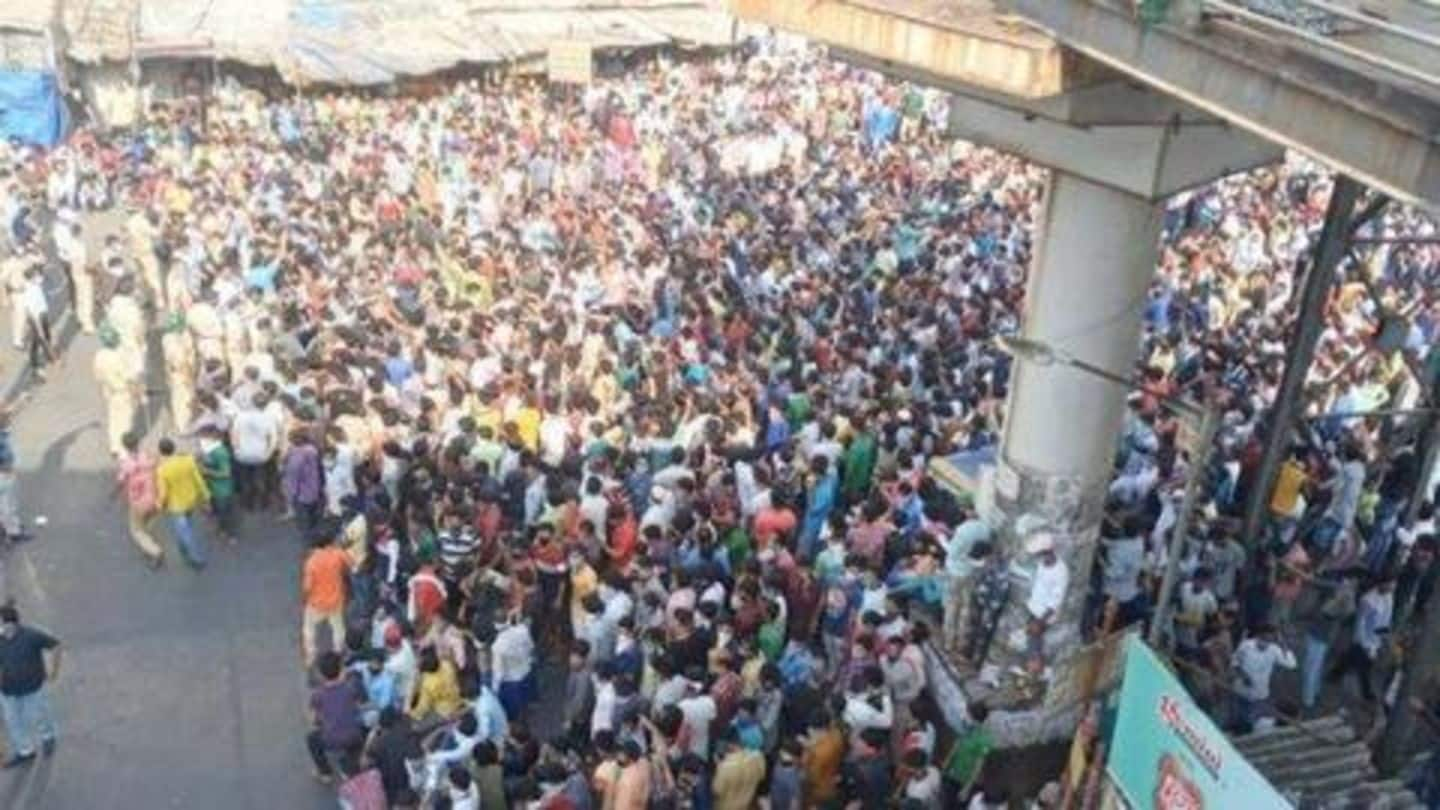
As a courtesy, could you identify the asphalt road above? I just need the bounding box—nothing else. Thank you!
[0,332,335,809]
[0,205,336,808]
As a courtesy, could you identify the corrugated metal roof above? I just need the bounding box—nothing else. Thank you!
[138,0,289,65]
[1235,715,1423,809]
[30,0,730,82]
[0,0,57,33]
[64,0,138,62]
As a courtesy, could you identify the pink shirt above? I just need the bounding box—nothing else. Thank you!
[117,452,158,513]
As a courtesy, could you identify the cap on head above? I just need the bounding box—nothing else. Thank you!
[1025,532,1056,555]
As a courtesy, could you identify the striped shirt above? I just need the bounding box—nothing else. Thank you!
[437,529,479,579]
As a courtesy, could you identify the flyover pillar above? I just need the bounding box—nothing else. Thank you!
[987,168,1160,662]
[939,89,1284,741]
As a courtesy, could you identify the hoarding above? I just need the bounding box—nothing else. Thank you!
[1107,635,1289,810]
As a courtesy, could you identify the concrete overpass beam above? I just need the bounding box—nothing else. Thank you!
[947,89,1284,200]
[964,91,1280,728]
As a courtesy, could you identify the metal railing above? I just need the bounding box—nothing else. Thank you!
[1296,0,1440,53]
[1202,0,1440,91]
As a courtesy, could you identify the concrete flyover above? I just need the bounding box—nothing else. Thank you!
[724,0,1436,744]
[1006,0,1440,211]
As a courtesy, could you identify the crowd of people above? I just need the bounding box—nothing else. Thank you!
[2,32,1440,810]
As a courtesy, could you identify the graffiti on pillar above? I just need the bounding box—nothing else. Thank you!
[993,456,1108,537]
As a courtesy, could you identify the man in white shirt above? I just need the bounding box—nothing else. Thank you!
[842,669,894,746]
[881,635,926,736]
[1025,533,1069,627]
[676,682,717,758]
[229,393,280,511]
[491,613,535,719]
[1231,624,1296,729]
[1331,577,1394,702]
[19,266,51,374]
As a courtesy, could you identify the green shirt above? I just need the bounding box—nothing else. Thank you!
[841,432,878,498]
[201,444,235,500]
[724,527,752,569]
[784,393,811,431]
[758,617,786,663]
[943,726,993,785]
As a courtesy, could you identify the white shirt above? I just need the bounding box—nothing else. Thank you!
[591,679,618,736]
[539,415,570,467]
[1231,638,1295,701]
[1102,537,1145,603]
[842,692,894,738]
[882,646,927,703]
[678,694,717,758]
[19,279,46,320]
[1026,558,1069,620]
[491,623,534,684]
[1355,588,1394,658]
[230,407,278,463]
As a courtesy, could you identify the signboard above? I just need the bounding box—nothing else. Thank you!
[547,41,593,84]
[1107,635,1288,810]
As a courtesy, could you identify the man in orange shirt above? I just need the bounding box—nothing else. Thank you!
[301,532,350,667]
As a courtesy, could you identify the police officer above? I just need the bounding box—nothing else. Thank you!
[93,326,143,456]
[105,279,147,365]
[187,287,224,365]
[161,312,197,433]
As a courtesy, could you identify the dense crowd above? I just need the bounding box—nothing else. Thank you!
[2,35,1440,810]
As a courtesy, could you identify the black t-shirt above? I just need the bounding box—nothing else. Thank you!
[370,724,421,799]
[0,626,58,696]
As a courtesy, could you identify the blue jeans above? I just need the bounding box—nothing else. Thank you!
[167,512,207,567]
[1367,498,1405,573]
[1301,633,1330,710]
[0,688,56,756]
[1310,517,1344,557]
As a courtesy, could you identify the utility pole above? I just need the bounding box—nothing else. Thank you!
[1383,350,1440,775]
[1240,176,1364,545]
[1149,404,1219,647]
[1407,345,1440,525]
[1382,584,1440,774]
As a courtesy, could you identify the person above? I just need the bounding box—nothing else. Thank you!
[160,312,197,433]
[471,741,507,810]
[802,708,846,807]
[963,541,1009,667]
[197,425,237,545]
[302,532,351,666]
[613,738,652,810]
[3,252,30,351]
[410,645,462,722]
[769,738,803,810]
[1230,623,1296,731]
[282,430,324,530]
[942,703,992,804]
[0,603,60,767]
[492,611,535,720]
[363,707,421,808]
[1329,575,1395,703]
[154,436,210,568]
[19,266,51,377]
[901,747,942,809]
[114,431,164,568]
[711,733,765,810]
[307,651,365,784]
[230,391,281,512]
[1024,533,1069,668]
[58,220,95,334]
[1299,569,1357,712]
[93,327,143,456]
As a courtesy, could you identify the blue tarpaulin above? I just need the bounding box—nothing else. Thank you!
[0,71,68,147]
